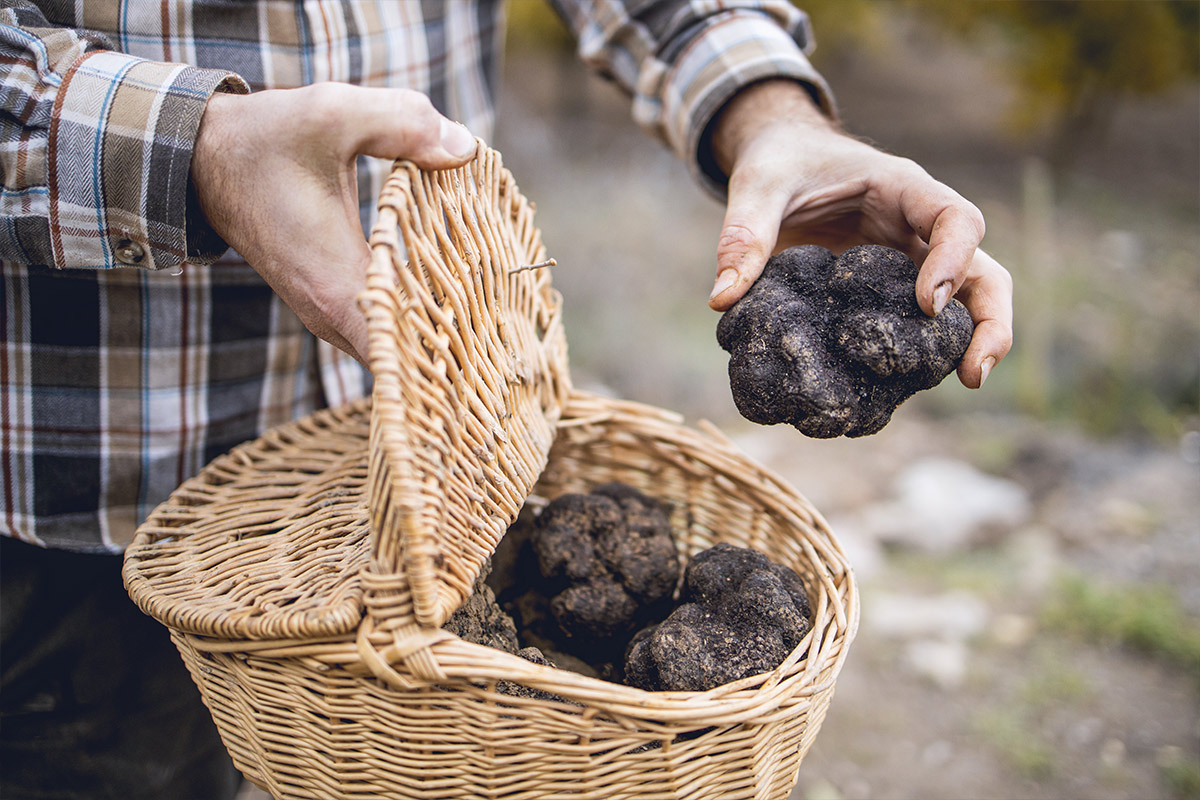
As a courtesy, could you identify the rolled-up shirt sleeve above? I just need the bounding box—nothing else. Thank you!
[549,1,836,197]
[0,4,248,271]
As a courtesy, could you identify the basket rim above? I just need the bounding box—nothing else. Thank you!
[181,618,852,725]
[122,400,373,640]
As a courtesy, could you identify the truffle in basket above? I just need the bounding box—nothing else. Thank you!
[624,543,812,692]
[529,483,681,663]
[717,244,974,438]
[444,562,562,700]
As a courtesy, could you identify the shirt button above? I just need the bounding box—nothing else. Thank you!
[115,238,146,265]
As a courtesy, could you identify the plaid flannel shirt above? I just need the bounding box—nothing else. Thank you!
[0,0,831,553]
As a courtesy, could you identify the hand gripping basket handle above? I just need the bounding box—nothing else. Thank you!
[358,145,570,667]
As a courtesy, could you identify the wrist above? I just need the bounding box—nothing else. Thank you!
[186,90,249,263]
[190,92,238,219]
[711,79,836,177]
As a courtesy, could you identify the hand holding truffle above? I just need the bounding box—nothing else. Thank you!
[706,79,1013,390]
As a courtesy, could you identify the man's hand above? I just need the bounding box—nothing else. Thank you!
[707,79,1013,389]
[190,83,478,363]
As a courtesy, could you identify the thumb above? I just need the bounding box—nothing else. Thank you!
[709,175,788,311]
[336,85,478,168]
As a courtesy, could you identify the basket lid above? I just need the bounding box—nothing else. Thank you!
[123,145,570,639]
[362,145,571,629]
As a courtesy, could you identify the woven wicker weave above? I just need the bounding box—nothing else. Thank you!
[123,145,858,800]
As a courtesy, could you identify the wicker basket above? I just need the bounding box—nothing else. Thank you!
[123,145,858,800]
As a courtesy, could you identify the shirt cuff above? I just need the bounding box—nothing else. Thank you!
[633,10,836,200]
[48,51,248,271]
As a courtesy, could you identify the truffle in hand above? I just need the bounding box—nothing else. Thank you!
[624,543,812,692]
[716,244,974,438]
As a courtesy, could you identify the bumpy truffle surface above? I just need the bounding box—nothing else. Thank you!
[445,563,564,699]
[443,562,522,654]
[716,244,974,438]
[531,483,680,657]
[624,543,812,692]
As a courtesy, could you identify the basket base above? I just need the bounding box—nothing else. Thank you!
[177,634,828,800]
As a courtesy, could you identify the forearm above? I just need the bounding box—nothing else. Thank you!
[547,0,836,195]
[0,3,245,271]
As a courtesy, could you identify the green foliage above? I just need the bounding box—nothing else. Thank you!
[914,1,1199,90]
[904,1,1200,166]
[506,0,574,52]
[1018,654,1092,709]
[1163,758,1200,800]
[1040,574,1200,681]
[971,707,1056,779]
[790,0,887,56]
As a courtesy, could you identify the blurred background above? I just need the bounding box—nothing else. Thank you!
[493,2,1200,799]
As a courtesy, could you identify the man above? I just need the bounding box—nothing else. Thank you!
[0,2,1011,797]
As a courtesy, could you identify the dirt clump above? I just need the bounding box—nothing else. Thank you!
[444,561,522,653]
[444,562,562,699]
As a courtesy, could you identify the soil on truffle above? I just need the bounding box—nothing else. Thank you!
[716,244,974,438]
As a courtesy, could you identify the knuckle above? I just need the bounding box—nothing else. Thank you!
[293,83,354,134]
[396,89,437,122]
[718,223,759,253]
[392,90,442,146]
[995,263,1014,291]
[396,88,436,116]
[996,329,1015,357]
[301,82,344,117]
[894,157,930,183]
[960,200,986,240]
[730,160,766,188]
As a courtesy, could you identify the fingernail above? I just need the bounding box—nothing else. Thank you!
[933,281,953,315]
[710,269,738,301]
[440,119,477,159]
[978,356,996,387]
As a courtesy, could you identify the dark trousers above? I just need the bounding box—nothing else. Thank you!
[1,536,242,800]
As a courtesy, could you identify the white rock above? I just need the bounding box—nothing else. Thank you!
[1156,745,1184,768]
[869,457,1033,552]
[1007,526,1060,594]
[904,638,969,690]
[989,613,1035,648]
[803,780,844,800]
[1100,737,1127,767]
[867,590,989,641]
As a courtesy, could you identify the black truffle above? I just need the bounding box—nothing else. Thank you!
[443,562,522,654]
[445,563,564,699]
[624,543,812,692]
[495,647,570,702]
[530,483,680,661]
[716,244,974,438]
